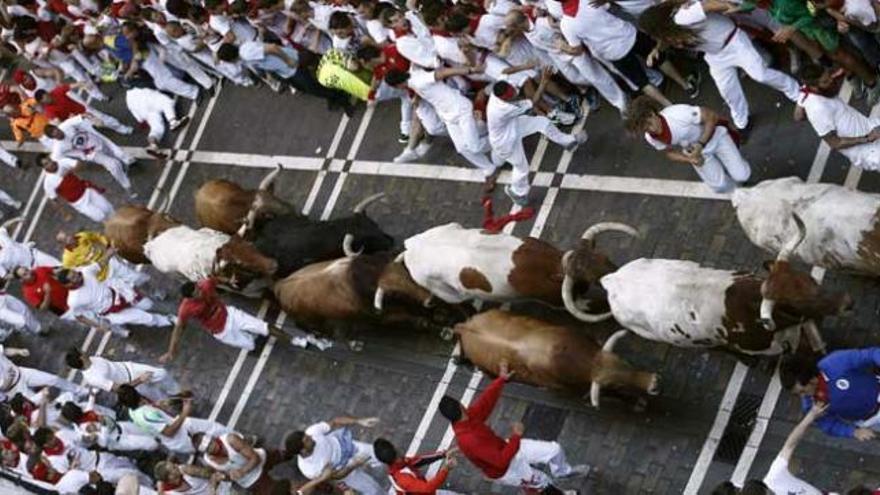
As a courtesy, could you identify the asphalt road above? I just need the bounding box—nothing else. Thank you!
[1,64,879,495]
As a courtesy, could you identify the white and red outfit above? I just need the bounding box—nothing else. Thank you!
[42,168,115,223]
[202,433,267,489]
[451,377,578,490]
[176,278,268,350]
[370,44,413,136]
[644,104,751,192]
[0,292,43,337]
[674,0,799,130]
[0,226,60,278]
[50,116,136,193]
[81,356,180,402]
[762,456,823,495]
[72,409,160,452]
[0,347,84,402]
[65,263,173,332]
[125,86,181,142]
[43,429,147,485]
[387,452,459,495]
[799,87,880,170]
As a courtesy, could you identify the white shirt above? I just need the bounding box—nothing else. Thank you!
[297,422,342,479]
[66,263,114,317]
[801,90,880,138]
[843,0,877,26]
[432,35,469,66]
[365,19,391,44]
[81,357,137,392]
[559,0,637,61]
[408,67,473,122]
[763,456,823,495]
[0,228,35,277]
[673,1,736,54]
[51,116,105,161]
[644,104,704,150]
[238,41,266,62]
[471,13,507,50]
[487,95,533,157]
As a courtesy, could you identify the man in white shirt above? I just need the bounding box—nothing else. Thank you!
[0,218,60,278]
[488,79,587,206]
[640,0,800,131]
[44,117,137,199]
[797,63,880,171]
[37,155,116,223]
[386,65,497,188]
[124,75,190,157]
[0,345,85,402]
[626,96,751,192]
[284,415,383,495]
[57,263,174,337]
[33,426,149,485]
[0,291,43,336]
[64,347,181,402]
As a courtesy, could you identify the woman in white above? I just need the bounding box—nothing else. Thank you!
[65,348,181,402]
[0,218,60,278]
[628,96,751,192]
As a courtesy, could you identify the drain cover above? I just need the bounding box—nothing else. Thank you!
[716,393,762,464]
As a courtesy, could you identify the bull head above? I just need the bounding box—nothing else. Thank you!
[343,192,386,257]
[237,164,288,237]
[214,237,278,287]
[374,252,433,311]
[760,214,852,331]
[561,222,640,323]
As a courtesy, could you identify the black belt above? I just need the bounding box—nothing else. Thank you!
[722,28,737,49]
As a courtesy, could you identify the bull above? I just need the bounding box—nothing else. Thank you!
[732,177,880,275]
[454,309,660,409]
[104,205,275,294]
[194,164,297,235]
[272,252,468,348]
[563,220,852,355]
[372,221,639,316]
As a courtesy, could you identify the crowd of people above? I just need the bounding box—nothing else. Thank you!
[0,0,878,492]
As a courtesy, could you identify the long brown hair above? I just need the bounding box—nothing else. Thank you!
[639,1,701,49]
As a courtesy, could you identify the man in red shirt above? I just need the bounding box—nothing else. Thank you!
[34,84,133,135]
[357,44,413,144]
[373,438,459,495]
[12,266,69,316]
[160,277,291,362]
[38,155,116,223]
[438,362,588,494]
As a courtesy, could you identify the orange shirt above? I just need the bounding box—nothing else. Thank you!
[10,98,49,143]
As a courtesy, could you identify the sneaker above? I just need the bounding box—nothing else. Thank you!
[265,75,282,92]
[398,133,410,144]
[415,139,433,157]
[307,334,333,351]
[504,184,530,206]
[547,107,576,126]
[169,116,190,131]
[564,131,588,153]
[145,143,167,159]
[557,464,591,479]
[393,147,420,163]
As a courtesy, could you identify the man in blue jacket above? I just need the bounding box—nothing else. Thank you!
[780,348,880,441]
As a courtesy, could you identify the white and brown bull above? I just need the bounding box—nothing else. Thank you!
[373,221,639,315]
[732,177,880,275]
[273,253,466,343]
[104,205,276,293]
[454,309,660,408]
[194,165,297,235]
[563,222,852,355]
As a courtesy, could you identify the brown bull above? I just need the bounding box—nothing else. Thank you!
[454,309,660,408]
[104,205,179,264]
[194,165,295,235]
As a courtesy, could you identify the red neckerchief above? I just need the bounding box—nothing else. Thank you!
[648,116,673,145]
[29,459,59,483]
[430,27,452,37]
[161,478,184,492]
[562,0,579,17]
[799,85,814,104]
[43,438,65,457]
[78,410,101,424]
[393,26,411,38]
[209,438,228,459]
[522,5,537,21]
[814,373,829,404]
[467,15,481,35]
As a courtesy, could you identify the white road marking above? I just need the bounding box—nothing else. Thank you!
[227,311,286,429]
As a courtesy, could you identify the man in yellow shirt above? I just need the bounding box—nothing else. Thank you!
[56,231,149,289]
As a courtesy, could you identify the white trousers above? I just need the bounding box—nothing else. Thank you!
[374,82,413,135]
[108,257,150,288]
[10,367,84,402]
[568,53,628,113]
[96,452,148,485]
[0,294,42,334]
[705,29,800,129]
[107,421,161,451]
[693,127,751,193]
[90,152,132,192]
[495,439,573,490]
[126,88,178,142]
[338,442,383,495]
[165,47,214,90]
[445,113,495,177]
[70,188,115,222]
[143,52,199,100]
[214,306,268,350]
[103,297,173,329]
[841,139,880,171]
[492,115,576,196]
[135,367,180,402]
[0,147,18,168]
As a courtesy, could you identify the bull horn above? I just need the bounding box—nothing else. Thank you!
[259,163,283,191]
[776,213,806,262]
[561,252,612,323]
[760,299,776,331]
[342,233,362,257]
[581,222,640,247]
[374,252,406,311]
[589,329,629,409]
[1,216,23,231]
[353,192,385,214]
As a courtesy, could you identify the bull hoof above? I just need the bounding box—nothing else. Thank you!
[647,375,661,396]
[348,340,365,352]
[439,327,454,341]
